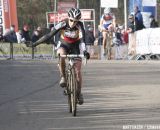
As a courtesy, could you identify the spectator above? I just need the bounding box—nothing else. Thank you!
[31,26,42,43]
[127,14,136,56]
[3,25,17,43]
[149,15,159,28]
[127,14,135,33]
[134,6,145,31]
[97,30,103,46]
[85,25,95,56]
[113,25,123,60]
[21,24,31,43]
[16,30,26,43]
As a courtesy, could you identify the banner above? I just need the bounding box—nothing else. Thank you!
[142,0,156,6]
[0,43,10,59]
[135,28,160,55]
[101,0,118,8]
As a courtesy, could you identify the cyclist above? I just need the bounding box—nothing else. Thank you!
[32,8,90,105]
[99,7,116,57]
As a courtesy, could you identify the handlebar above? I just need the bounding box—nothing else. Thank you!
[59,54,84,58]
[58,54,87,65]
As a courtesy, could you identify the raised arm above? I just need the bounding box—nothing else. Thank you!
[33,21,66,47]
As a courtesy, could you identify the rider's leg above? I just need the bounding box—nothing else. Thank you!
[106,31,113,60]
[74,60,83,104]
[102,31,107,55]
[57,47,67,87]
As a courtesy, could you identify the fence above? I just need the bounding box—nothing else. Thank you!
[0,42,55,60]
[128,28,160,60]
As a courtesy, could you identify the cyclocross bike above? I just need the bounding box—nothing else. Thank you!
[58,54,86,116]
[103,30,113,60]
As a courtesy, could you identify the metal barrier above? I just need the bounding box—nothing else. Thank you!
[0,42,55,60]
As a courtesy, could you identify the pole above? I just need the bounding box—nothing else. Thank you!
[77,0,79,8]
[124,0,127,30]
[54,0,57,11]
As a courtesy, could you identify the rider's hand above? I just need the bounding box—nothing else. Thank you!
[108,24,113,32]
[83,51,90,60]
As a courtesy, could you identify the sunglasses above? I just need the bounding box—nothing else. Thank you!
[69,19,78,23]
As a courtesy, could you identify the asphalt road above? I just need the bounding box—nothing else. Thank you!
[0,59,160,130]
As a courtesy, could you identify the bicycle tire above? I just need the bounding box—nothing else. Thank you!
[66,69,72,113]
[106,32,112,60]
[70,68,77,116]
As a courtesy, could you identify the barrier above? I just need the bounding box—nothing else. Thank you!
[0,43,54,60]
[129,28,160,60]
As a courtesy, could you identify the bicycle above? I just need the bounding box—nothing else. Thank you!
[99,26,113,60]
[104,30,113,60]
[58,54,86,116]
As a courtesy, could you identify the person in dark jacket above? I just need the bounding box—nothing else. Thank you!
[21,25,31,43]
[31,27,42,43]
[3,25,17,43]
[134,6,145,31]
[127,14,135,33]
[85,25,95,56]
[149,15,159,28]
[85,25,95,45]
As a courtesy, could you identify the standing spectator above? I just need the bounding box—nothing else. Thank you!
[134,6,145,31]
[113,26,123,59]
[21,24,31,43]
[16,30,26,43]
[149,15,159,28]
[85,25,95,56]
[3,25,17,43]
[31,26,42,43]
[127,14,136,56]
[127,14,135,33]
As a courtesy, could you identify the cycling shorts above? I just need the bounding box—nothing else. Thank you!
[103,23,111,30]
[60,41,80,55]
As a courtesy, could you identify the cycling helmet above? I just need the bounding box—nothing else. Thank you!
[104,7,111,14]
[68,8,81,20]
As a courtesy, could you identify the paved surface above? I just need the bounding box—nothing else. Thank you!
[0,59,160,130]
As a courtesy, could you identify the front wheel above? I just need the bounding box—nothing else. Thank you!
[70,69,77,116]
[66,71,72,113]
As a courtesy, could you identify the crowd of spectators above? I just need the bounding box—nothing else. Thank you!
[0,24,44,46]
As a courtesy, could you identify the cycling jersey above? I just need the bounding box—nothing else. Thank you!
[101,13,115,30]
[33,18,86,47]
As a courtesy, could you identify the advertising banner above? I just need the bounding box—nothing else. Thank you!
[142,0,156,6]
[0,43,10,59]
[0,0,18,32]
[47,10,92,23]
[58,2,76,12]
[136,28,160,55]
[101,0,118,8]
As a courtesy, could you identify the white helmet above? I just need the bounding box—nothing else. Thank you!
[104,7,111,14]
